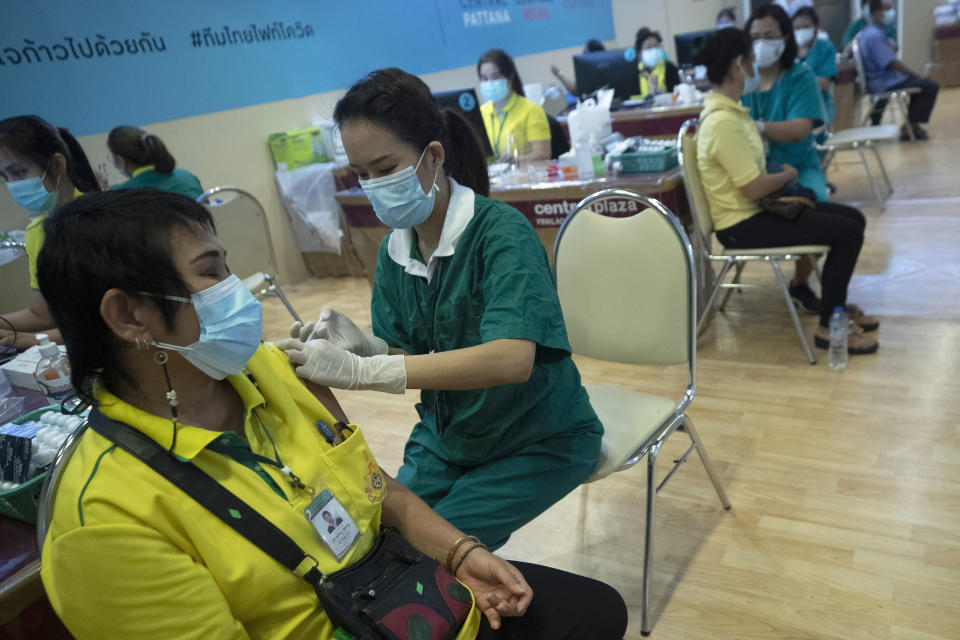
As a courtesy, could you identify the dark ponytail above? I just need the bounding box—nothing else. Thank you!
[107,126,177,174]
[0,116,101,194]
[694,27,753,85]
[334,68,490,197]
[477,49,525,97]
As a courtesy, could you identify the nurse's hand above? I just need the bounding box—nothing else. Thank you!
[455,550,533,629]
[276,338,406,394]
[289,307,388,357]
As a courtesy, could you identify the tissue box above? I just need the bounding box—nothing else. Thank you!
[268,127,329,170]
[0,344,67,391]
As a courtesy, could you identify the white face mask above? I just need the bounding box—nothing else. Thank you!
[753,38,785,69]
[884,8,896,25]
[794,27,816,48]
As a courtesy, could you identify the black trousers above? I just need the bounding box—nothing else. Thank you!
[715,203,866,327]
[870,75,940,125]
[476,562,628,640]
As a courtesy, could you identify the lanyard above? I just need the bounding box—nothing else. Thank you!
[490,107,512,156]
[755,71,784,120]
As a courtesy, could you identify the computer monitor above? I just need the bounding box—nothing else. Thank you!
[432,88,493,156]
[572,49,639,100]
[674,29,713,67]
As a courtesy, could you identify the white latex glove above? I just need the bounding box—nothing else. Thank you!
[276,338,406,394]
[288,306,388,357]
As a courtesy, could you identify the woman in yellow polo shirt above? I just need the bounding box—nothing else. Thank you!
[694,27,878,355]
[0,115,100,350]
[37,188,627,639]
[477,49,551,163]
[94,125,204,199]
[635,28,681,99]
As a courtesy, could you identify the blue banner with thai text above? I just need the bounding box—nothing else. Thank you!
[0,0,614,136]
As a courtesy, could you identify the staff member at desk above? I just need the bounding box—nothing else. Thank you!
[794,7,838,130]
[477,49,551,163]
[96,126,204,199]
[38,189,627,640]
[0,115,100,349]
[635,28,680,98]
[279,68,604,552]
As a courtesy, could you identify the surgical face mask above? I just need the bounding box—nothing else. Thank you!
[717,21,734,30]
[753,38,785,69]
[359,147,439,229]
[7,170,58,213]
[741,59,760,95]
[884,8,896,25]
[795,27,816,47]
[862,3,871,18]
[641,47,665,68]
[150,274,263,380]
[480,78,509,103]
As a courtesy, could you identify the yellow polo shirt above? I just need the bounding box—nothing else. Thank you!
[24,188,84,290]
[480,92,550,158]
[696,93,764,231]
[40,343,479,640]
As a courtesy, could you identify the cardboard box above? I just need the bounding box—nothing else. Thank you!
[934,26,960,61]
[926,60,960,87]
[0,344,67,391]
[267,127,329,170]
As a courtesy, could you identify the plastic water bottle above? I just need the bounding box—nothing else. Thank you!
[34,334,74,406]
[828,307,848,370]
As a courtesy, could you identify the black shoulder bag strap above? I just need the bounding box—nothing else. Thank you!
[88,410,323,585]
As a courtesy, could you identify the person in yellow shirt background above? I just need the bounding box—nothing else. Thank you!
[477,49,551,164]
[0,115,100,350]
[37,188,628,639]
[635,28,681,99]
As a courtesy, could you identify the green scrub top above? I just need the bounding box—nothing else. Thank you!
[743,63,827,201]
[371,194,602,467]
[799,37,838,127]
[110,167,204,200]
[842,17,896,49]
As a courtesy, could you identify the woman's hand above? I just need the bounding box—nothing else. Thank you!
[455,550,533,629]
[780,162,799,181]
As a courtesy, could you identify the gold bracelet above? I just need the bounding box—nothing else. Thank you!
[445,535,479,573]
[451,541,487,577]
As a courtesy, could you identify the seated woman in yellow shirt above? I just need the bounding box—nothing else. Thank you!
[477,49,551,163]
[694,28,878,355]
[0,115,100,349]
[37,188,627,639]
[635,28,681,98]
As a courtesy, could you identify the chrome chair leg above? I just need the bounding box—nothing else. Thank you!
[771,260,817,364]
[857,145,885,210]
[262,274,302,324]
[682,417,731,509]
[698,261,733,335]
[719,262,745,312]
[870,144,894,195]
[897,95,916,142]
[812,255,824,286]
[641,441,661,637]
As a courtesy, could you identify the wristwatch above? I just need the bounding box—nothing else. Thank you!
[756,120,766,136]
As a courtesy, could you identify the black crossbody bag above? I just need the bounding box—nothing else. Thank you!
[88,411,472,640]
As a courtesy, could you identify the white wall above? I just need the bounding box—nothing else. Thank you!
[0,0,737,314]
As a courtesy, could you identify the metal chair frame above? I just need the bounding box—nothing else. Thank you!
[677,119,825,364]
[851,38,920,141]
[555,189,731,636]
[36,418,89,552]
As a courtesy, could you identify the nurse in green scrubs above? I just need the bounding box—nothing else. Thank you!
[96,126,203,199]
[277,68,603,550]
[793,7,838,132]
[743,4,827,201]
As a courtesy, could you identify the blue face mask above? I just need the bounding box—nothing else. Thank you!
[742,59,761,96]
[480,78,509,103]
[884,8,896,25]
[641,47,665,68]
[717,21,734,30]
[7,170,58,213]
[359,148,439,229]
[150,275,263,380]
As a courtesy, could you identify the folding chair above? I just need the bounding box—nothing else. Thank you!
[554,188,731,636]
[851,38,920,141]
[677,119,828,364]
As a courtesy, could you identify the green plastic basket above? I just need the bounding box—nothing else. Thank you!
[608,145,678,174]
[0,405,59,524]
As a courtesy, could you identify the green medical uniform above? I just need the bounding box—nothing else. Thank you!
[800,37,838,129]
[111,166,204,200]
[371,193,603,550]
[743,64,827,202]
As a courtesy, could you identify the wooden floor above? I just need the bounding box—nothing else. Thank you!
[260,89,960,640]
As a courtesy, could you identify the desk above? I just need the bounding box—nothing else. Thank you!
[334,168,713,318]
[558,103,703,140]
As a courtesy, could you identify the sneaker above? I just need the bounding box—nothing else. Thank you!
[845,303,879,332]
[814,323,879,355]
[790,282,821,315]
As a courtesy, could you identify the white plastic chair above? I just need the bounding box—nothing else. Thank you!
[197,186,300,322]
[851,38,920,141]
[677,119,828,364]
[553,188,731,636]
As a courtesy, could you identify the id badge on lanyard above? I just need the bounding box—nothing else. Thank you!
[304,489,361,562]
